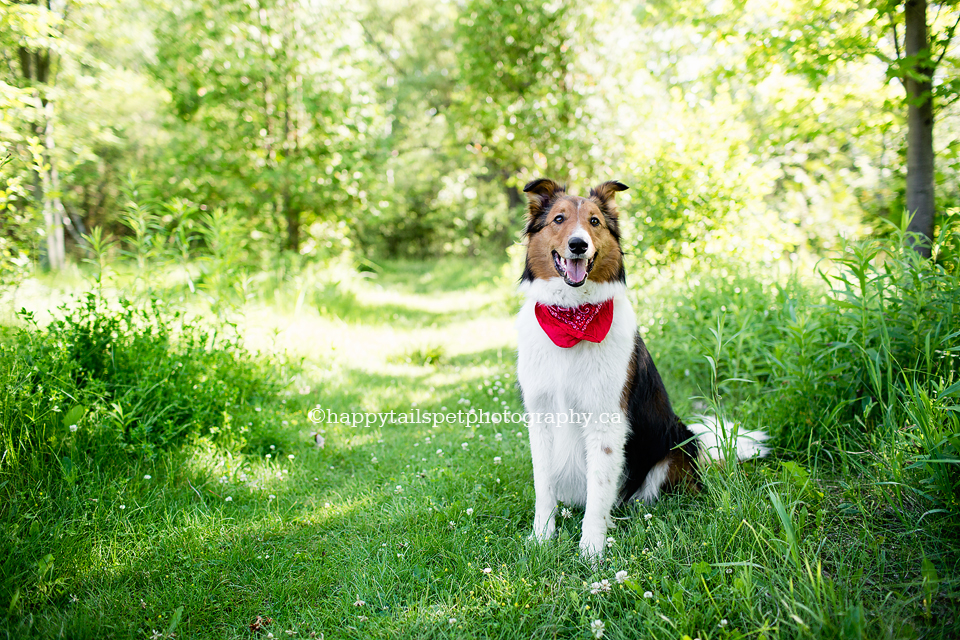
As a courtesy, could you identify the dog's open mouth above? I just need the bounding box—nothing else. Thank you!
[553,251,594,287]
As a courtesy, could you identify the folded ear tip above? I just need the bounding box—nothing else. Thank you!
[523,178,557,194]
[612,181,629,191]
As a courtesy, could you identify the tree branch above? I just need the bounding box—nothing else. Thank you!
[934,11,960,69]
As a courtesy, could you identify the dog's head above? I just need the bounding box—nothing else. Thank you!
[521,178,628,287]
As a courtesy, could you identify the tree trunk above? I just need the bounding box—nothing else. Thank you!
[904,0,936,258]
[41,100,67,270]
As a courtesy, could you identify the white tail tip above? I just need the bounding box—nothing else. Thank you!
[688,415,770,462]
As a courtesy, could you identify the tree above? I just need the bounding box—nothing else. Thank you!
[150,0,376,253]
[4,0,71,270]
[639,0,960,257]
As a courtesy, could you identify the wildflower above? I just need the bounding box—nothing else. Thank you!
[270,445,276,450]
[436,449,443,456]
[395,485,403,494]
[589,580,611,594]
[590,619,605,638]
[606,536,615,548]
[288,454,295,460]
[495,433,503,442]
[643,591,653,599]
[357,616,368,622]
[644,513,652,521]
[69,424,78,432]
[466,508,474,516]
[615,570,629,584]
[143,475,152,480]
[493,456,502,464]
[150,631,163,640]
[354,599,365,607]
[483,567,492,574]
[461,443,469,450]
[561,507,573,519]
[448,618,456,624]
[266,454,272,459]
[225,497,233,502]
[371,457,378,463]
[719,619,729,627]
[69,594,78,603]
[119,504,126,510]
[269,494,276,500]
[448,521,456,530]
[516,431,523,438]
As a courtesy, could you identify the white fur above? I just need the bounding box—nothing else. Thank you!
[517,277,634,558]
[635,458,671,505]
[687,415,770,462]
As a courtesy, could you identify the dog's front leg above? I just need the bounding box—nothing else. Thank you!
[580,413,627,559]
[527,416,557,541]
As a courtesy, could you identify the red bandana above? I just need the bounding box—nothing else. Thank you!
[535,299,614,348]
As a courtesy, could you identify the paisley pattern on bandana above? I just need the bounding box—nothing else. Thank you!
[535,299,615,348]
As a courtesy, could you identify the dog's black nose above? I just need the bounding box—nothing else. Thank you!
[568,237,588,255]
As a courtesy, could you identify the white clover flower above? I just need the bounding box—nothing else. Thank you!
[561,507,573,519]
[119,504,126,510]
[466,508,474,516]
[143,475,151,480]
[269,494,276,500]
[643,591,653,599]
[719,619,729,627]
[606,536,615,548]
[69,424,78,433]
[288,454,295,460]
[448,521,456,530]
[270,444,275,450]
[436,449,443,456]
[461,443,468,450]
[493,456,502,464]
[448,618,456,625]
[371,457,378,463]
[482,567,492,574]
[354,599,365,607]
[494,433,503,442]
[590,619,605,638]
[615,570,629,584]
[395,485,403,494]
[225,496,233,502]
[644,513,653,521]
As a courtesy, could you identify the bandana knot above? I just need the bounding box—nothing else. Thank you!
[534,299,614,348]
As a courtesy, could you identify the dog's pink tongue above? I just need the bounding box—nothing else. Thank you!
[565,258,587,283]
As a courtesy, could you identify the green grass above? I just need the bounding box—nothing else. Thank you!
[1,243,959,639]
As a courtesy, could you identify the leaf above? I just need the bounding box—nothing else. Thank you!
[62,405,86,429]
[165,606,184,636]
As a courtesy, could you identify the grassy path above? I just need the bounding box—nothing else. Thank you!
[3,259,955,639]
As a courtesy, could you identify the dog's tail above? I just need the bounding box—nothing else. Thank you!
[687,415,770,463]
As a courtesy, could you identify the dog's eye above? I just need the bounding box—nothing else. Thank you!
[590,217,601,227]
[553,215,564,224]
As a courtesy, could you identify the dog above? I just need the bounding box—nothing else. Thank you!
[515,178,768,558]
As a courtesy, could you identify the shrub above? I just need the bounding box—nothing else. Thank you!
[2,292,284,466]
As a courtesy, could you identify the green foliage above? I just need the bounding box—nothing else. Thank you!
[3,292,283,463]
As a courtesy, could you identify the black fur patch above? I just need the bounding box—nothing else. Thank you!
[618,334,700,503]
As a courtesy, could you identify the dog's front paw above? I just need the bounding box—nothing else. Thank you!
[529,517,556,542]
[579,533,606,560]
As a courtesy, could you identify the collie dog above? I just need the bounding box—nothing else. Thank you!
[516,178,768,558]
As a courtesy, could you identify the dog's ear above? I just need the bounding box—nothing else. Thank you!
[589,181,628,206]
[523,178,565,218]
